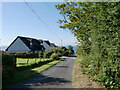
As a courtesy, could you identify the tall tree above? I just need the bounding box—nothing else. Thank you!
[55,2,120,88]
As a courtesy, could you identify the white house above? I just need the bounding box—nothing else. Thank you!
[6,36,45,53]
[6,36,56,53]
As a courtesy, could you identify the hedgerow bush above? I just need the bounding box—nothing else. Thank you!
[39,52,44,58]
[63,50,70,56]
[56,2,120,88]
[13,52,39,58]
[44,50,54,58]
[2,54,16,80]
[53,47,63,55]
[2,54,16,66]
[50,53,59,60]
[61,46,74,56]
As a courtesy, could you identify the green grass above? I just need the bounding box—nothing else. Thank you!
[17,58,49,67]
[3,58,64,88]
[75,60,81,64]
[73,56,81,84]
[75,56,82,64]
[16,58,53,71]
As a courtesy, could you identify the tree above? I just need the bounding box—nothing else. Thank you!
[55,2,120,88]
[68,45,74,54]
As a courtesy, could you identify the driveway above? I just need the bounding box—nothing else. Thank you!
[6,56,76,89]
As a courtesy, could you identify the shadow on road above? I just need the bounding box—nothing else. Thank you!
[34,74,71,86]
[3,73,71,89]
[54,65,68,68]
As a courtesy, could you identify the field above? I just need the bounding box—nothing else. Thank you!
[17,58,49,67]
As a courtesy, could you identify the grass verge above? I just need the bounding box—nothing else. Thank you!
[17,58,49,67]
[16,59,52,71]
[3,58,64,88]
[73,56,105,88]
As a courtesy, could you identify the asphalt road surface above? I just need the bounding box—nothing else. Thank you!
[6,56,76,89]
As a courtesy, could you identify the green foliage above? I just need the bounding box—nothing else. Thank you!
[61,46,74,56]
[5,66,16,78]
[2,54,16,66]
[56,2,120,88]
[64,50,70,56]
[61,47,69,56]
[68,45,74,54]
[2,54,16,81]
[53,47,62,54]
[50,53,59,60]
[39,52,44,58]
[13,52,39,58]
[44,50,54,58]
[17,59,53,71]
[62,47,68,51]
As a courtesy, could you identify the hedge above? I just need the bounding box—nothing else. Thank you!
[50,53,59,60]
[12,52,39,58]
[56,2,120,88]
[2,54,16,81]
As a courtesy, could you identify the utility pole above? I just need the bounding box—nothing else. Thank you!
[61,39,62,48]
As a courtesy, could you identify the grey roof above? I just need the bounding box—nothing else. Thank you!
[6,36,45,51]
[44,40,50,46]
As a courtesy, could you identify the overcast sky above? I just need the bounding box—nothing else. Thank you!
[2,2,77,48]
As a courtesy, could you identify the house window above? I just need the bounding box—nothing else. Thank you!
[30,42,32,48]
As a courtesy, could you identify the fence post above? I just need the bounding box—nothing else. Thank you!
[13,56,17,68]
[34,58,37,63]
[27,58,29,64]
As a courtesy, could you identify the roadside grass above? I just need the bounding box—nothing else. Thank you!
[3,58,64,88]
[75,56,82,65]
[17,58,49,67]
[73,56,82,84]
[75,60,81,65]
[73,57,79,83]
[73,56,105,88]
[16,58,52,71]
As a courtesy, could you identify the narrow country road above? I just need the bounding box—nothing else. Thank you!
[6,56,76,89]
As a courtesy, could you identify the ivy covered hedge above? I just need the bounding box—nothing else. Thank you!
[2,54,16,81]
[56,2,120,88]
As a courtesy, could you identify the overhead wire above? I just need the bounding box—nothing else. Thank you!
[24,1,73,46]
[24,0,62,40]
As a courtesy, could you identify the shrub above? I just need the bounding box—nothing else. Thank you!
[56,52,62,57]
[14,52,26,58]
[2,54,16,80]
[63,50,70,56]
[2,54,16,66]
[2,66,10,80]
[61,46,74,56]
[44,50,54,58]
[53,47,62,55]
[50,53,59,60]
[68,45,74,54]
[62,47,68,51]
[39,52,44,58]
[6,66,16,78]
[14,52,39,58]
